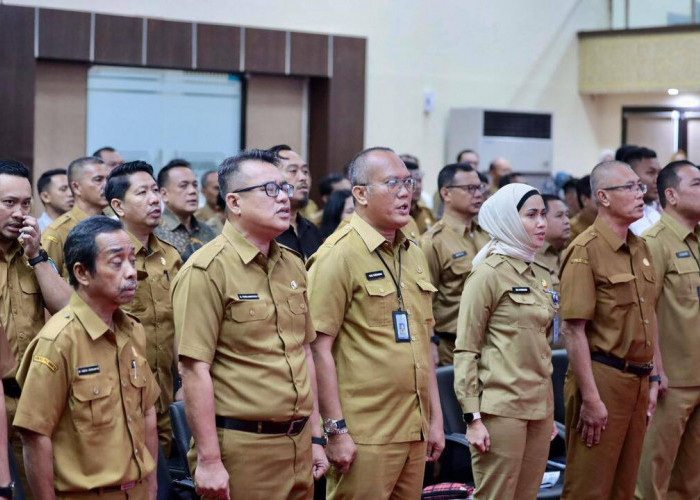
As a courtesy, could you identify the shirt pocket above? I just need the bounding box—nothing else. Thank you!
[18,272,43,320]
[672,258,700,299]
[447,255,470,277]
[71,376,115,430]
[507,291,538,328]
[416,279,438,323]
[128,357,149,414]
[225,298,274,354]
[363,282,396,327]
[607,273,637,306]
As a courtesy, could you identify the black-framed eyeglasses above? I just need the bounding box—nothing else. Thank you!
[357,178,417,193]
[601,182,647,194]
[446,184,486,194]
[231,182,294,198]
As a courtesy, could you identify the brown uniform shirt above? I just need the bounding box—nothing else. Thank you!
[172,221,315,420]
[420,214,490,334]
[0,242,46,378]
[535,242,562,294]
[411,200,436,235]
[194,204,218,223]
[41,205,91,279]
[307,214,437,444]
[559,217,656,364]
[120,232,181,412]
[454,255,556,419]
[14,293,160,492]
[643,213,700,386]
[568,210,596,243]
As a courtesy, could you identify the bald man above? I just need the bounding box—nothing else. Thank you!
[486,157,512,196]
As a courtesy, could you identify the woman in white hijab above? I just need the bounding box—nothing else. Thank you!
[453,183,559,499]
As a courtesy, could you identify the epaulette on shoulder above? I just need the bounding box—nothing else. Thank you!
[154,233,180,253]
[323,223,353,247]
[572,230,598,247]
[39,309,75,341]
[484,253,506,268]
[643,223,664,239]
[532,260,550,274]
[191,237,226,270]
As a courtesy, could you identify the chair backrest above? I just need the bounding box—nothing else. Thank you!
[169,400,193,475]
[551,349,569,424]
[436,366,466,435]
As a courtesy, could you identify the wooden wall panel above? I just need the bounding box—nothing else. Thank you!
[37,8,90,61]
[0,5,36,169]
[147,19,192,69]
[197,24,240,72]
[94,14,142,66]
[290,32,328,77]
[245,28,286,74]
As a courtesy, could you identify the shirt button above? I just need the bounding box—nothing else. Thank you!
[279,328,284,333]
[121,380,127,387]
[411,336,416,342]
[401,282,406,288]
[134,448,139,455]
[93,387,100,395]
[416,362,420,369]
[640,297,645,303]
[249,309,255,316]
[127,416,132,423]
[157,344,163,351]
[18,333,25,339]
[646,341,651,346]
[379,288,384,293]
[643,319,650,325]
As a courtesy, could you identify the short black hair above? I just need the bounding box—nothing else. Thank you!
[576,175,592,209]
[0,160,31,183]
[319,173,346,197]
[200,169,217,188]
[541,193,562,210]
[399,153,419,167]
[622,146,657,167]
[67,156,104,186]
[615,144,637,162]
[92,146,115,158]
[657,160,697,208]
[498,172,521,189]
[320,189,353,239]
[456,149,477,162]
[437,162,475,196]
[105,161,155,206]
[65,216,123,288]
[562,178,578,193]
[266,144,293,160]
[403,160,419,171]
[37,169,67,194]
[218,149,279,195]
[216,192,225,211]
[157,159,192,188]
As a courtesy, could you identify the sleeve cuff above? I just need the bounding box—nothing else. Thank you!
[462,396,480,414]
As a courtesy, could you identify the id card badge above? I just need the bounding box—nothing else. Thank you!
[393,310,411,343]
[552,314,560,345]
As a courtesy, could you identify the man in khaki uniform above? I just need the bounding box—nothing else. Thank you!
[559,161,663,499]
[536,194,571,294]
[308,147,444,499]
[636,160,700,499]
[420,162,490,366]
[173,150,327,499]
[568,175,598,242]
[195,169,222,223]
[14,216,160,498]
[0,160,72,495]
[43,156,110,278]
[105,161,182,456]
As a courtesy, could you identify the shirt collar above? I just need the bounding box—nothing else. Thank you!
[70,292,130,341]
[593,216,631,252]
[441,212,478,236]
[349,213,410,253]
[126,231,163,256]
[222,221,281,266]
[70,205,90,222]
[660,211,700,243]
[505,255,532,275]
[0,241,22,263]
[161,208,198,232]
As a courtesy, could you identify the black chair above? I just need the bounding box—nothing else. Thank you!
[8,443,24,500]
[168,401,197,496]
[436,365,565,498]
[551,349,569,425]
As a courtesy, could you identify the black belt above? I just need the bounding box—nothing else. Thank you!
[2,378,21,399]
[215,416,309,436]
[435,331,456,341]
[591,352,653,377]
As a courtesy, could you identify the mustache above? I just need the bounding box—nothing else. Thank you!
[120,281,137,292]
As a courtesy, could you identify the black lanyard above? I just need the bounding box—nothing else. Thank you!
[375,247,403,310]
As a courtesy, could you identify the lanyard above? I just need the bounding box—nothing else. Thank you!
[375,247,403,310]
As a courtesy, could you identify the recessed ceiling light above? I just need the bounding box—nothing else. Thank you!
[668,88,679,95]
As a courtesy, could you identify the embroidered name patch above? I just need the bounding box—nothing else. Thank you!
[77,365,100,376]
[452,251,467,259]
[676,251,691,258]
[33,355,58,372]
[237,294,260,300]
[570,258,589,265]
[511,287,531,294]
[365,271,385,281]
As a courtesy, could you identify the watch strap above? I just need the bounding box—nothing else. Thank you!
[649,375,662,383]
[28,249,48,267]
[312,436,327,446]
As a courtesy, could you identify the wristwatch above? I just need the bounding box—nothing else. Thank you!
[28,248,49,267]
[312,436,327,446]
[0,482,15,499]
[649,375,662,384]
[323,418,348,435]
[463,412,482,424]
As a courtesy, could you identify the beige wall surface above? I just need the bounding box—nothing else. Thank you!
[7,0,612,186]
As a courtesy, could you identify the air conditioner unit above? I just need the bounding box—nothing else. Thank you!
[446,108,553,173]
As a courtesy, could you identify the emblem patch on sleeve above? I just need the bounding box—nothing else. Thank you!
[33,355,58,372]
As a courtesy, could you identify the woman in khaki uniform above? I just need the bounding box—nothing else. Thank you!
[454,183,558,499]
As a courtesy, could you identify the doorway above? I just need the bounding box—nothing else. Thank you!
[622,106,700,163]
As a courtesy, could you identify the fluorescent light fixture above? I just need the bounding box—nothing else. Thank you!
[668,88,679,95]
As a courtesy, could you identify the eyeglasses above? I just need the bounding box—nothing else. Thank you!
[601,182,647,194]
[231,181,295,198]
[357,178,417,193]
[445,184,486,194]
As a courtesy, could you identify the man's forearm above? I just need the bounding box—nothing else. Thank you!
[34,261,71,313]
[563,320,600,402]
[304,345,323,438]
[20,430,55,499]
[310,335,343,419]
[180,359,221,462]
[427,351,443,427]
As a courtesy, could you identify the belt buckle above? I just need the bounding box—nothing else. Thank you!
[287,418,304,436]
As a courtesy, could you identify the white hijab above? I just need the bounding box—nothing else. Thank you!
[472,183,541,267]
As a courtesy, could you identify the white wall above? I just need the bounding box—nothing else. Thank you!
[5,0,611,189]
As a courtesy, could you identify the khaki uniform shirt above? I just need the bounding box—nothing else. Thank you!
[420,214,490,334]
[120,232,181,412]
[535,242,562,294]
[14,293,160,492]
[307,214,437,444]
[568,210,596,243]
[154,209,216,263]
[411,201,436,235]
[643,213,700,386]
[172,221,315,420]
[42,205,90,279]
[0,242,46,378]
[195,204,218,223]
[454,255,556,420]
[559,217,656,364]
[206,215,224,235]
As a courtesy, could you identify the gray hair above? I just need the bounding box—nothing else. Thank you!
[347,146,395,186]
[590,160,632,199]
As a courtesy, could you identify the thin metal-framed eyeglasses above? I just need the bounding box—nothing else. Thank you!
[601,182,647,194]
[357,178,417,193]
[231,181,295,198]
[445,183,487,194]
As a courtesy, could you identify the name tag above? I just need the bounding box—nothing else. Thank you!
[452,251,467,259]
[237,293,260,300]
[77,365,100,376]
[365,270,385,281]
[676,251,691,258]
[511,287,531,294]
